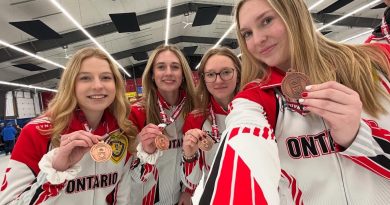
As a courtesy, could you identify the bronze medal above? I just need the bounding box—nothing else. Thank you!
[155,134,169,150]
[281,71,310,99]
[198,134,214,151]
[90,141,112,162]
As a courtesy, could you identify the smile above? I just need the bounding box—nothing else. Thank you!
[88,95,107,99]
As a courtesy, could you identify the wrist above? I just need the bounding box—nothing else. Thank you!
[182,151,198,163]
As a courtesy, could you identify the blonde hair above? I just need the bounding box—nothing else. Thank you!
[140,44,197,124]
[44,47,138,150]
[235,0,390,117]
[196,47,241,116]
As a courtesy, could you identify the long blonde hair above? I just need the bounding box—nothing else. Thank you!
[44,47,138,150]
[141,44,197,124]
[196,47,241,116]
[235,0,390,117]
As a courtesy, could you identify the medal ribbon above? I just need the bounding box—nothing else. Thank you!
[157,96,186,125]
[208,105,220,142]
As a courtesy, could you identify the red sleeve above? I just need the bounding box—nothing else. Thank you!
[129,103,146,131]
[11,121,51,175]
[182,111,206,134]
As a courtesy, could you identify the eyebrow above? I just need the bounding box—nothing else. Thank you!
[239,9,274,32]
[155,62,181,65]
[78,72,113,75]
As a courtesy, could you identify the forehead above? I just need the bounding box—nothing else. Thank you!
[154,50,180,64]
[204,54,235,71]
[79,56,112,73]
[238,0,273,26]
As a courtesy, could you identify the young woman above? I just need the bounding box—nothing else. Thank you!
[180,47,241,197]
[0,47,138,204]
[200,0,390,204]
[129,45,197,205]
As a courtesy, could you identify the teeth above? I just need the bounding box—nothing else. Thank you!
[89,95,105,99]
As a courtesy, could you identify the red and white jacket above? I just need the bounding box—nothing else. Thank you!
[200,44,390,205]
[129,92,189,205]
[180,96,228,193]
[0,109,132,205]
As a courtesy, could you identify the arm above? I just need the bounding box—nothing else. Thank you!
[200,96,281,205]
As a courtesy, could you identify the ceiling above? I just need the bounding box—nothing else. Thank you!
[0,0,386,92]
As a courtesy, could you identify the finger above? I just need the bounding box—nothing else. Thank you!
[305,106,347,126]
[302,87,357,106]
[306,81,357,95]
[300,98,354,115]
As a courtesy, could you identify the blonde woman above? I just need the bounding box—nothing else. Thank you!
[129,44,197,205]
[180,47,241,198]
[0,47,138,204]
[200,0,390,204]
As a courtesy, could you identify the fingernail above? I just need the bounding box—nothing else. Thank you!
[299,98,304,103]
[301,92,308,97]
[305,85,312,90]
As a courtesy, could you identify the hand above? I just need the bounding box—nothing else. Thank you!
[52,130,102,171]
[183,129,203,157]
[178,191,192,205]
[138,123,162,154]
[300,81,362,148]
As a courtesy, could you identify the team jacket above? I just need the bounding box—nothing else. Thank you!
[200,44,390,205]
[180,96,228,193]
[0,109,132,205]
[366,8,390,44]
[129,93,189,205]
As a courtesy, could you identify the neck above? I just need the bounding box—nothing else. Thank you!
[159,90,179,106]
[84,111,104,131]
[215,96,232,111]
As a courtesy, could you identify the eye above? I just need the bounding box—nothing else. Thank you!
[101,75,113,81]
[78,75,91,81]
[221,69,232,76]
[263,16,274,25]
[204,72,216,78]
[241,31,252,39]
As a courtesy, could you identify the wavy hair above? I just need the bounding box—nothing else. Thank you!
[44,47,138,151]
[235,0,390,117]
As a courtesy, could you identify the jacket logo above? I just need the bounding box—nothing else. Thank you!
[108,130,128,163]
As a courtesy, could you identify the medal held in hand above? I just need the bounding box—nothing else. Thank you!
[155,134,169,150]
[281,70,310,99]
[90,141,112,162]
[198,134,215,151]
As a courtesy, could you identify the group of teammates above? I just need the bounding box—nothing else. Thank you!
[0,0,389,204]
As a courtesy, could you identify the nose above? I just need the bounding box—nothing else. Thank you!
[252,30,267,46]
[92,79,104,89]
[215,74,224,83]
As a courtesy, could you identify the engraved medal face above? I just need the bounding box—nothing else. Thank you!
[90,141,112,162]
[155,134,169,150]
[198,134,214,151]
[281,72,310,99]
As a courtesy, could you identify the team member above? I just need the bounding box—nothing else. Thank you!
[129,45,197,205]
[0,47,138,204]
[201,0,390,204]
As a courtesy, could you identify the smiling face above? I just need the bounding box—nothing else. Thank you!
[75,56,116,116]
[203,54,238,106]
[152,50,183,96]
[238,0,291,70]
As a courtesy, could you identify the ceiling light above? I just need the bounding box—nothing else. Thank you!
[339,29,374,43]
[0,80,57,92]
[212,23,236,49]
[317,0,381,31]
[0,39,65,69]
[308,0,324,11]
[165,0,172,45]
[49,0,131,77]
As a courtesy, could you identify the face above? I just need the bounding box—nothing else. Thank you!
[152,50,183,95]
[385,0,390,7]
[75,56,116,115]
[239,0,291,70]
[203,54,238,104]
